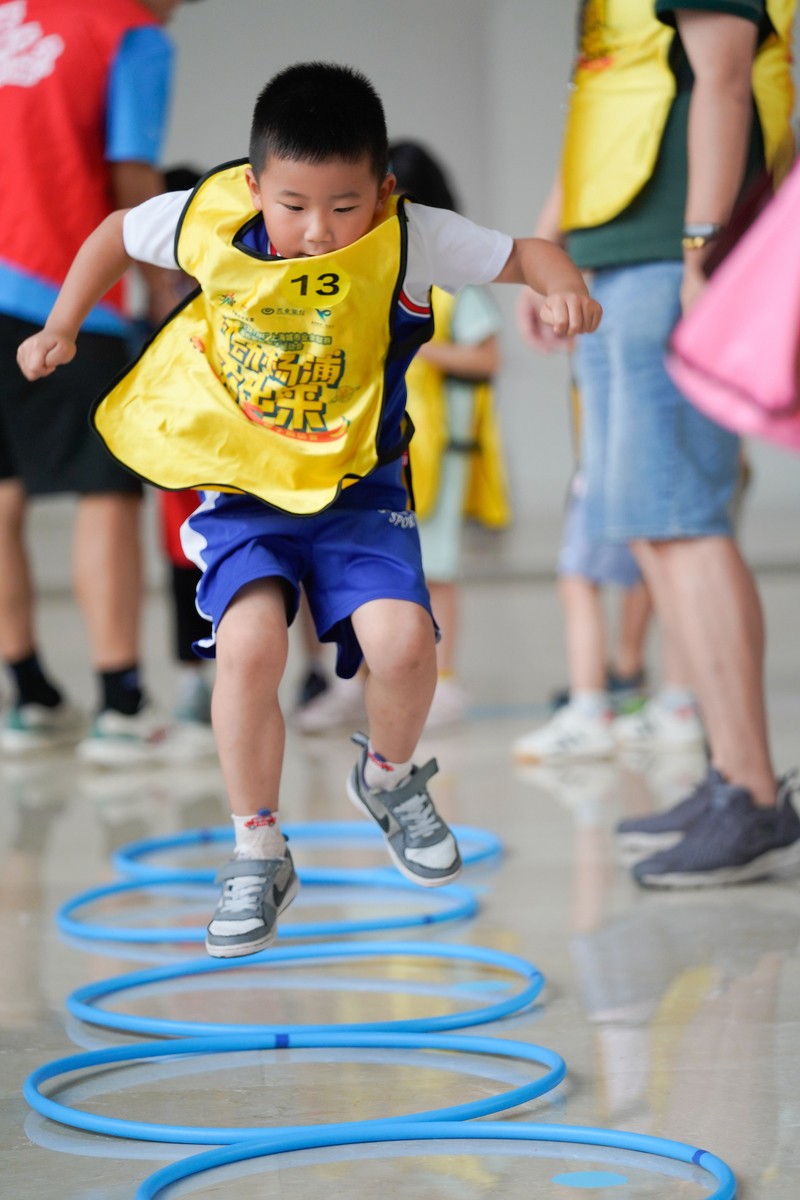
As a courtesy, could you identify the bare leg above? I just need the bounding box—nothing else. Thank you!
[73,493,142,671]
[614,580,651,678]
[631,536,774,806]
[0,480,35,661]
[212,579,288,817]
[428,580,458,675]
[352,598,437,761]
[559,575,606,692]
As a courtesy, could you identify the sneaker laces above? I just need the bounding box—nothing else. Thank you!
[217,873,266,916]
[391,789,443,839]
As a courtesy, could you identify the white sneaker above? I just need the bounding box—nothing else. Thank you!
[512,702,615,764]
[613,695,705,751]
[77,702,218,767]
[291,675,366,735]
[0,701,87,753]
[425,678,468,730]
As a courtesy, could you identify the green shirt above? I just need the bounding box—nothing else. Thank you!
[567,0,769,271]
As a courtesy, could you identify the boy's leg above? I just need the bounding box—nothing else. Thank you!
[206,578,298,956]
[347,597,461,885]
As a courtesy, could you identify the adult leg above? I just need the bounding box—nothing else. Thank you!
[0,479,35,663]
[560,575,606,692]
[632,535,773,806]
[73,492,142,671]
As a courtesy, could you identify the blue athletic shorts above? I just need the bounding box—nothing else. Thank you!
[181,493,434,677]
[574,261,739,541]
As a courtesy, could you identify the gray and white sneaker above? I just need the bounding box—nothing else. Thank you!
[205,850,299,958]
[346,732,462,887]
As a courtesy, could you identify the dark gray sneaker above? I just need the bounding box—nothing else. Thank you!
[615,767,717,856]
[346,732,462,886]
[205,850,299,958]
[633,773,800,889]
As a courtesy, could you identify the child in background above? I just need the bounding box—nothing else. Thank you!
[18,62,600,957]
[391,141,511,728]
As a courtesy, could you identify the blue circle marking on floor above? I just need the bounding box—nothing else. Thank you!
[552,1171,629,1188]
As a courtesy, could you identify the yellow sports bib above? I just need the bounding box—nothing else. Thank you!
[93,165,414,514]
[405,288,511,528]
[560,0,795,231]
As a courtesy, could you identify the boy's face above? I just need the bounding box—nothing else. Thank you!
[245,155,396,259]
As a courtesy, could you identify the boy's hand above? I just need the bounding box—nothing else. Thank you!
[539,292,602,338]
[518,288,572,353]
[17,331,77,380]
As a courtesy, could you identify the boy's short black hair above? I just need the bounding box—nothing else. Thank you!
[249,62,389,180]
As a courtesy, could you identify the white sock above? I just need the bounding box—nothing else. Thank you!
[363,743,413,791]
[658,687,696,713]
[571,690,611,719]
[232,810,286,859]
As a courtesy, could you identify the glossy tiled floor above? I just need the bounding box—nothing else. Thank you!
[2,568,799,1198]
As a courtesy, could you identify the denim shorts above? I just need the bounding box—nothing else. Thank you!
[557,472,642,587]
[181,492,434,677]
[573,261,739,541]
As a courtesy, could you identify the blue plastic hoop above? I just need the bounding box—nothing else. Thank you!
[111,822,503,883]
[66,940,544,1037]
[56,872,478,944]
[23,1032,566,1146]
[134,1121,736,1200]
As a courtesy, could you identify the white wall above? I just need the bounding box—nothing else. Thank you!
[161,0,798,553]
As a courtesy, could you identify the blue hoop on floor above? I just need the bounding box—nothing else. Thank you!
[111,822,503,883]
[134,1121,736,1200]
[56,873,478,945]
[66,941,544,1037]
[23,1032,566,1146]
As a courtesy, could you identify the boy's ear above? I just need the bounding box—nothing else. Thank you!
[244,167,263,211]
[376,172,397,211]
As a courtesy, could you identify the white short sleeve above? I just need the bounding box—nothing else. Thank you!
[403,204,513,306]
[122,191,189,268]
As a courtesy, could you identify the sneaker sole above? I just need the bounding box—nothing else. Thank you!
[0,728,86,753]
[513,744,615,766]
[205,875,300,959]
[635,840,800,889]
[615,830,685,857]
[346,771,462,888]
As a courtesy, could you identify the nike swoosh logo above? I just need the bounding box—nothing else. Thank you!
[273,875,293,908]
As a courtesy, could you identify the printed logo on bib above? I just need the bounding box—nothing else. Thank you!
[200,306,356,442]
[0,2,65,88]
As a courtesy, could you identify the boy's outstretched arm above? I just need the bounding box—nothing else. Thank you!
[495,236,601,338]
[17,211,133,380]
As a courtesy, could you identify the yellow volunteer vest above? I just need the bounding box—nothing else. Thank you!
[404,288,452,519]
[560,0,796,231]
[93,164,415,515]
[405,288,512,528]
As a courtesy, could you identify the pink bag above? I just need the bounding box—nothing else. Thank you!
[667,157,800,454]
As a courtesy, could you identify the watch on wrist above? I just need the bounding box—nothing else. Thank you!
[682,222,724,251]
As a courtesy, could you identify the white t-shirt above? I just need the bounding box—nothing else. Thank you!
[122,192,513,307]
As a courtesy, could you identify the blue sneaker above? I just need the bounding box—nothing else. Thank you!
[615,767,718,856]
[633,773,800,889]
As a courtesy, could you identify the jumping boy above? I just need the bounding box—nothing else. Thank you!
[17,62,601,958]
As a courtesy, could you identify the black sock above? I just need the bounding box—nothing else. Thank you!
[7,653,62,708]
[100,665,144,715]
